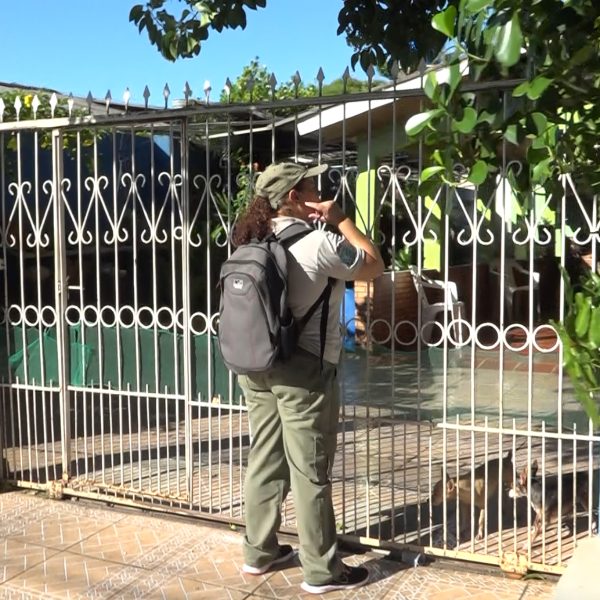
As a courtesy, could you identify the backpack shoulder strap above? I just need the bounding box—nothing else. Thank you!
[297,277,335,371]
[275,223,313,248]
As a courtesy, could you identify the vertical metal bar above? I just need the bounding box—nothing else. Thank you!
[32,126,42,483]
[389,70,398,544]
[512,426,517,553]
[483,418,489,553]
[572,428,577,561]
[416,74,426,542]
[364,71,373,540]
[108,385,115,485]
[541,421,547,563]
[52,128,70,484]
[155,390,160,494]
[455,415,460,550]
[0,384,5,480]
[339,85,348,536]
[180,117,193,502]
[0,131,10,480]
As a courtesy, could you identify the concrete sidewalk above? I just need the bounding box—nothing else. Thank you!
[0,489,557,599]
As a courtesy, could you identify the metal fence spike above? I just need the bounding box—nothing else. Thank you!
[49,93,58,118]
[367,64,375,84]
[224,78,232,102]
[163,83,170,109]
[105,90,112,115]
[143,86,151,109]
[123,88,131,111]
[203,80,212,104]
[86,92,93,115]
[32,94,41,119]
[292,71,301,86]
[317,67,325,83]
[67,93,74,117]
[269,73,277,90]
[390,61,400,80]
[418,58,427,75]
[342,66,350,81]
[14,95,22,121]
[184,81,193,104]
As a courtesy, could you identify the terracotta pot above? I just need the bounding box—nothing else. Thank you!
[354,270,419,350]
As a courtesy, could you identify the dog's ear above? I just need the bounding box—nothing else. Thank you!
[519,466,528,486]
[530,459,538,477]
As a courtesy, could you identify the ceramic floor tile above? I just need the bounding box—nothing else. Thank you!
[0,551,145,599]
[67,522,182,567]
[0,538,60,584]
[69,515,229,571]
[152,528,270,593]
[7,513,121,551]
[121,574,250,599]
[383,567,556,600]
[0,495,125,541]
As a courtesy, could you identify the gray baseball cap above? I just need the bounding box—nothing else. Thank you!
[255,162,328,209]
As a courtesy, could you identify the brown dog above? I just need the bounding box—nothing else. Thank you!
[431,450,514,541]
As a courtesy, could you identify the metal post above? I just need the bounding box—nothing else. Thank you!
[52,128,70,484]
[180,117,194,501]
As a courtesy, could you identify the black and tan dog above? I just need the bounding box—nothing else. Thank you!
[508,459,592,546]
[431,450,514,541]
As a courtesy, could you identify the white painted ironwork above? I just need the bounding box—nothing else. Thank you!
[0,81,598,577]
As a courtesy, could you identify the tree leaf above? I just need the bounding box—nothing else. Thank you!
[405,109,445,136]
[421,166,446,182]
[504,124,519,145]
[424,72,438,101]
[129,5,144,23]
[494,13,523,67]
[512,81,530,98]
[453,107,478,133]
[432,5,457,38]
[531,112,548,136]
[465,0,492,13]
[526,76,553,100]
[468,160,488,185]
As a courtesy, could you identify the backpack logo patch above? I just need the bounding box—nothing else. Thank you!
[232,278,244,290]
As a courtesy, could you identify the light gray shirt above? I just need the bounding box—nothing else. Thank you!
[272,216,365,365]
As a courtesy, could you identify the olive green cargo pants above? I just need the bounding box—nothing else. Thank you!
[238,349,344,585]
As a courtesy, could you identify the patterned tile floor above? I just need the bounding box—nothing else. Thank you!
[0,489,558,599]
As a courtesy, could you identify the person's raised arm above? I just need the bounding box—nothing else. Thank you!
[305,200,384,281]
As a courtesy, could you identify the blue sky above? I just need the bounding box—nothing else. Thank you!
[1,1,358,106]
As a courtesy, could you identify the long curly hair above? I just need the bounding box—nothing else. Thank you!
[232,196,276,247]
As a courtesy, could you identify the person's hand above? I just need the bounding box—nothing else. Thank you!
[305,200,347,227]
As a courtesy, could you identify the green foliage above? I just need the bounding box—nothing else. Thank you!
[403,0,600,423]
[219,58,381,104]
[337,0,450,72]
[210,153,253,244]
[129,0,266,62]
[552,268,600,426]
[393,245,413,271]
[130,0,450,74]
[0,90,95,167]
[219,58,317,103]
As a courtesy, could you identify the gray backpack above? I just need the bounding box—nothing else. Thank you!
[218,223,333,374]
